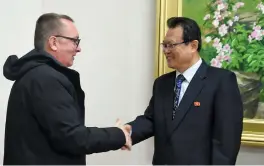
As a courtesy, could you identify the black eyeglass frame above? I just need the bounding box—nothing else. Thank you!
[160,41,189,50]
[55,35,81,47]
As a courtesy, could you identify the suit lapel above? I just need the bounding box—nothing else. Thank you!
[162,72,176,137]
[166,61,208,137]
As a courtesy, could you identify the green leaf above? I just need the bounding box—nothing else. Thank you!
[249,60,258,68]
[240,41,248,47]
[258,16,264,24]
[247,54,254,63]
[236,45,247,53]
[237,34,246,42]
[247,49,256,54]
[243,54,252,59]
[231,38,239,47]
[249,44,259,49]
[257,50,264,56]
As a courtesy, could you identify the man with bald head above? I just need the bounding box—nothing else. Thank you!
[3,13,131,165]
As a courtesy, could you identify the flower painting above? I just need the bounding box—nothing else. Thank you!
[183,0,264,119]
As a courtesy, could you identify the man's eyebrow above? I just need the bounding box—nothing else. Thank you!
[162,40,174,43]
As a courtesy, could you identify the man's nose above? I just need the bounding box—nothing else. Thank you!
[163,48,170,54]
[76,45,81,52]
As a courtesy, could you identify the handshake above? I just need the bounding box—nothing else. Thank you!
[115,119,132,151]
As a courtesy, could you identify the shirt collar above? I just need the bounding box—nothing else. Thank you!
[176,58,202,83]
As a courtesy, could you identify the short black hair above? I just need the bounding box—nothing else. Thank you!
[167,17,202,52]
[34,13,74,50]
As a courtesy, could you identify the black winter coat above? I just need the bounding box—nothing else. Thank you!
[3,49,125,165]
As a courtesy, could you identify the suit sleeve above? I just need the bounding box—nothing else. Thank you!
[212,71,243,164]
[30,75,126,155]
[127,80,156,145]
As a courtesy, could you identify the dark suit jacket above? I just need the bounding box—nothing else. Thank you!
[128,60,243,165]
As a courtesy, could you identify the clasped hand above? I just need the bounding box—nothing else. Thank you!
[115,119,132,151]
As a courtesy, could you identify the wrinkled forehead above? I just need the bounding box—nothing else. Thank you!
[164,27,184,43]
[59,18,79,37]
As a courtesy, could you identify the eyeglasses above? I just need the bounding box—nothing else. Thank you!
[160,41,188,50]
[55,35,81,47]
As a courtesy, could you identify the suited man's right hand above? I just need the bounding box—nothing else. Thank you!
[115,119,132,151]
[120,124,132,151]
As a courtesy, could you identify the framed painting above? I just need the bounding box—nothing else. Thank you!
[155,0,264,146]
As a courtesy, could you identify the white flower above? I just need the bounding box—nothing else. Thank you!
[214,43,232,60]
[234,16,239,22]
[227,20,233,26]
[250,29,263,40]
[212,19,219,28]
[217,3,226,11]
[203,14,210,20]
[212,38,222,53]
[216,43,223,53]
[217,52,225,58]
[223,44,230,51]
[214,11,221,19]
[205,36,212,43]
[213,37,220,42]
[224,55,231,62]
[254,25,261,30]
[213,38,220,46]
[233,2,245,11]
[257,2,264,13]
[218,24,228,37]
[211,58,222,68]
[250,24,264,41]
[222,44,232,55]
[216,51,232,61]
[257,2,263,9]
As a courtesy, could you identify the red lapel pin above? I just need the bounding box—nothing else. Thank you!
[194,101,200,107]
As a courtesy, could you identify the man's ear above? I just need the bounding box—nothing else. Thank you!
[190,40,199,52]
[48,36,58,51]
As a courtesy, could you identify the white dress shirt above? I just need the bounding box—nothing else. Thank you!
[176,58,202,104]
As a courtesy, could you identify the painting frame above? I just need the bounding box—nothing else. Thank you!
[154,0,264,146]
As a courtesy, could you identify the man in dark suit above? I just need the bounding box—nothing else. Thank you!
[123,17,243,165]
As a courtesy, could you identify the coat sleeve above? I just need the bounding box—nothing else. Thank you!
[30,74,126,155]
[212,71,243,164]
[127,80,156,145]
